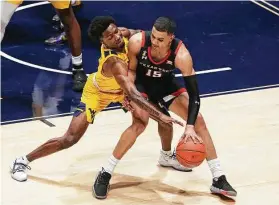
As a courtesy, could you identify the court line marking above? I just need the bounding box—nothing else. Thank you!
[259,0,279,12]
[40,119,56,127]
[0,1,233,125]
[0,51,72,75]
[15,1,50,11]
[1,2,232,76]
[3,1,277,124]
[0,50,232,76]
[2,84,278,125]
[250,0,279,16]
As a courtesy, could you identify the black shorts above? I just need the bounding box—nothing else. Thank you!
[135,77,186,115]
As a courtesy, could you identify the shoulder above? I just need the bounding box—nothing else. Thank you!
[119,27,141,39]
[128,32,144,54]
[175,42,192,61]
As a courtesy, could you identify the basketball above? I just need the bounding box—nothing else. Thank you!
[176,138,206,168]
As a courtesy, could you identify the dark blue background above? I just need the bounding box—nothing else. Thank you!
[1,1,279,123]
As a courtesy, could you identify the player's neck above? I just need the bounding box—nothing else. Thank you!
[150,46,170,61]
[103,44,125,52]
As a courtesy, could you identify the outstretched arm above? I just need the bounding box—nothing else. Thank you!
[109,57,162,118]
[104,57,183,126]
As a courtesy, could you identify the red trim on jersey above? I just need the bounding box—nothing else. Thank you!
[174,40,183,55]
[171,88,186,96]
[141,31,145,47]
[147,47,171,65]
[141,92,148,98]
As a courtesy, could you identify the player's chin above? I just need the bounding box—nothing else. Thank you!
[152,45,159,49]
[117,40,125,48]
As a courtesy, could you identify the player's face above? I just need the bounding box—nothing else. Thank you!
[151,27,174,50]
[102,23,124,49]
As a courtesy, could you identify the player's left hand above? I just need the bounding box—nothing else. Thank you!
[122,95,134,112]
[181,125,203,144]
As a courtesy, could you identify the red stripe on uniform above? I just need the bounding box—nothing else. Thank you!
[141,92,148,98]
[175,40,183,55]
[171,88,186,96]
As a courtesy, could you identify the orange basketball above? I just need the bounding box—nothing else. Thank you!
[176,138,206,168]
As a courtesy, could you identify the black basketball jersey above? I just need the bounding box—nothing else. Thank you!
[136,31,182,84]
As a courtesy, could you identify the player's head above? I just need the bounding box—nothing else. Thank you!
[88,16,124,49]
[151,17,176,50]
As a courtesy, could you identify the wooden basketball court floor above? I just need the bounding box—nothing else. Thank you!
[1,87,279,205]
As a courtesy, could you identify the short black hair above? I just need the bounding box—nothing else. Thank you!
[88,16,116,44]
[153,17,176,34]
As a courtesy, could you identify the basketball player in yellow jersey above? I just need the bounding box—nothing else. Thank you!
[10,16,182,183]
[1,0,87,92]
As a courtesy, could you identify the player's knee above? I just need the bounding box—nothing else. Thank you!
[60,134,80,149]
[132,119,147,135]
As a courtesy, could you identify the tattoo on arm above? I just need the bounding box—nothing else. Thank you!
[110,57,163,119]
[128,86,162,118]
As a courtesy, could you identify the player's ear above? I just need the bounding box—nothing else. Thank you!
[100,36,103,44]
[100,36,107,48]
[168,34,174,45]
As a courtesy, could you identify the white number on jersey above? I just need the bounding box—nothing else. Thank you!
[146,69,162,77]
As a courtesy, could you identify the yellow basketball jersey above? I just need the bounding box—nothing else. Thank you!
[93,37,129,93]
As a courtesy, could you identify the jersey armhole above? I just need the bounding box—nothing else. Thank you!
[101,54,125,78]
[174,40,183,55]
[141,31,145,48]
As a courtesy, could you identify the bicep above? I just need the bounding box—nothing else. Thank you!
[128,43,139,72]
[127,33,142,80]
[174,43,195,76]
[127,52,138,83]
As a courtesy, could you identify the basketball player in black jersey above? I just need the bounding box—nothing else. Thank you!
[94,17,237,199]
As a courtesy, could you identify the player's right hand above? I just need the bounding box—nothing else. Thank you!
[180,125,203,144]
[159,114,184,127]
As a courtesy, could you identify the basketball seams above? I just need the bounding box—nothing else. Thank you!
[176,149,206,154]
[176,141,206,167]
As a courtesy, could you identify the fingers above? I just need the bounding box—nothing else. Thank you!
[174,119,184,127]
[183,134,188,143]
[182,134,203,144]
[197,136,203,144]
[168,117,184,127]
[192,135,203,144]
[192,136,198,144]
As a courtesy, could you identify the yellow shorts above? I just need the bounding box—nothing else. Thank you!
[6,0,81,9]
[73,74,124,124]
[50,0,81,9]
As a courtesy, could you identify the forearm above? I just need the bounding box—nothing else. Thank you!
[183,75,200,125]
[127,87,162,118]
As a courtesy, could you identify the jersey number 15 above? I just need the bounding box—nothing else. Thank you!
[146,69,162,77]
